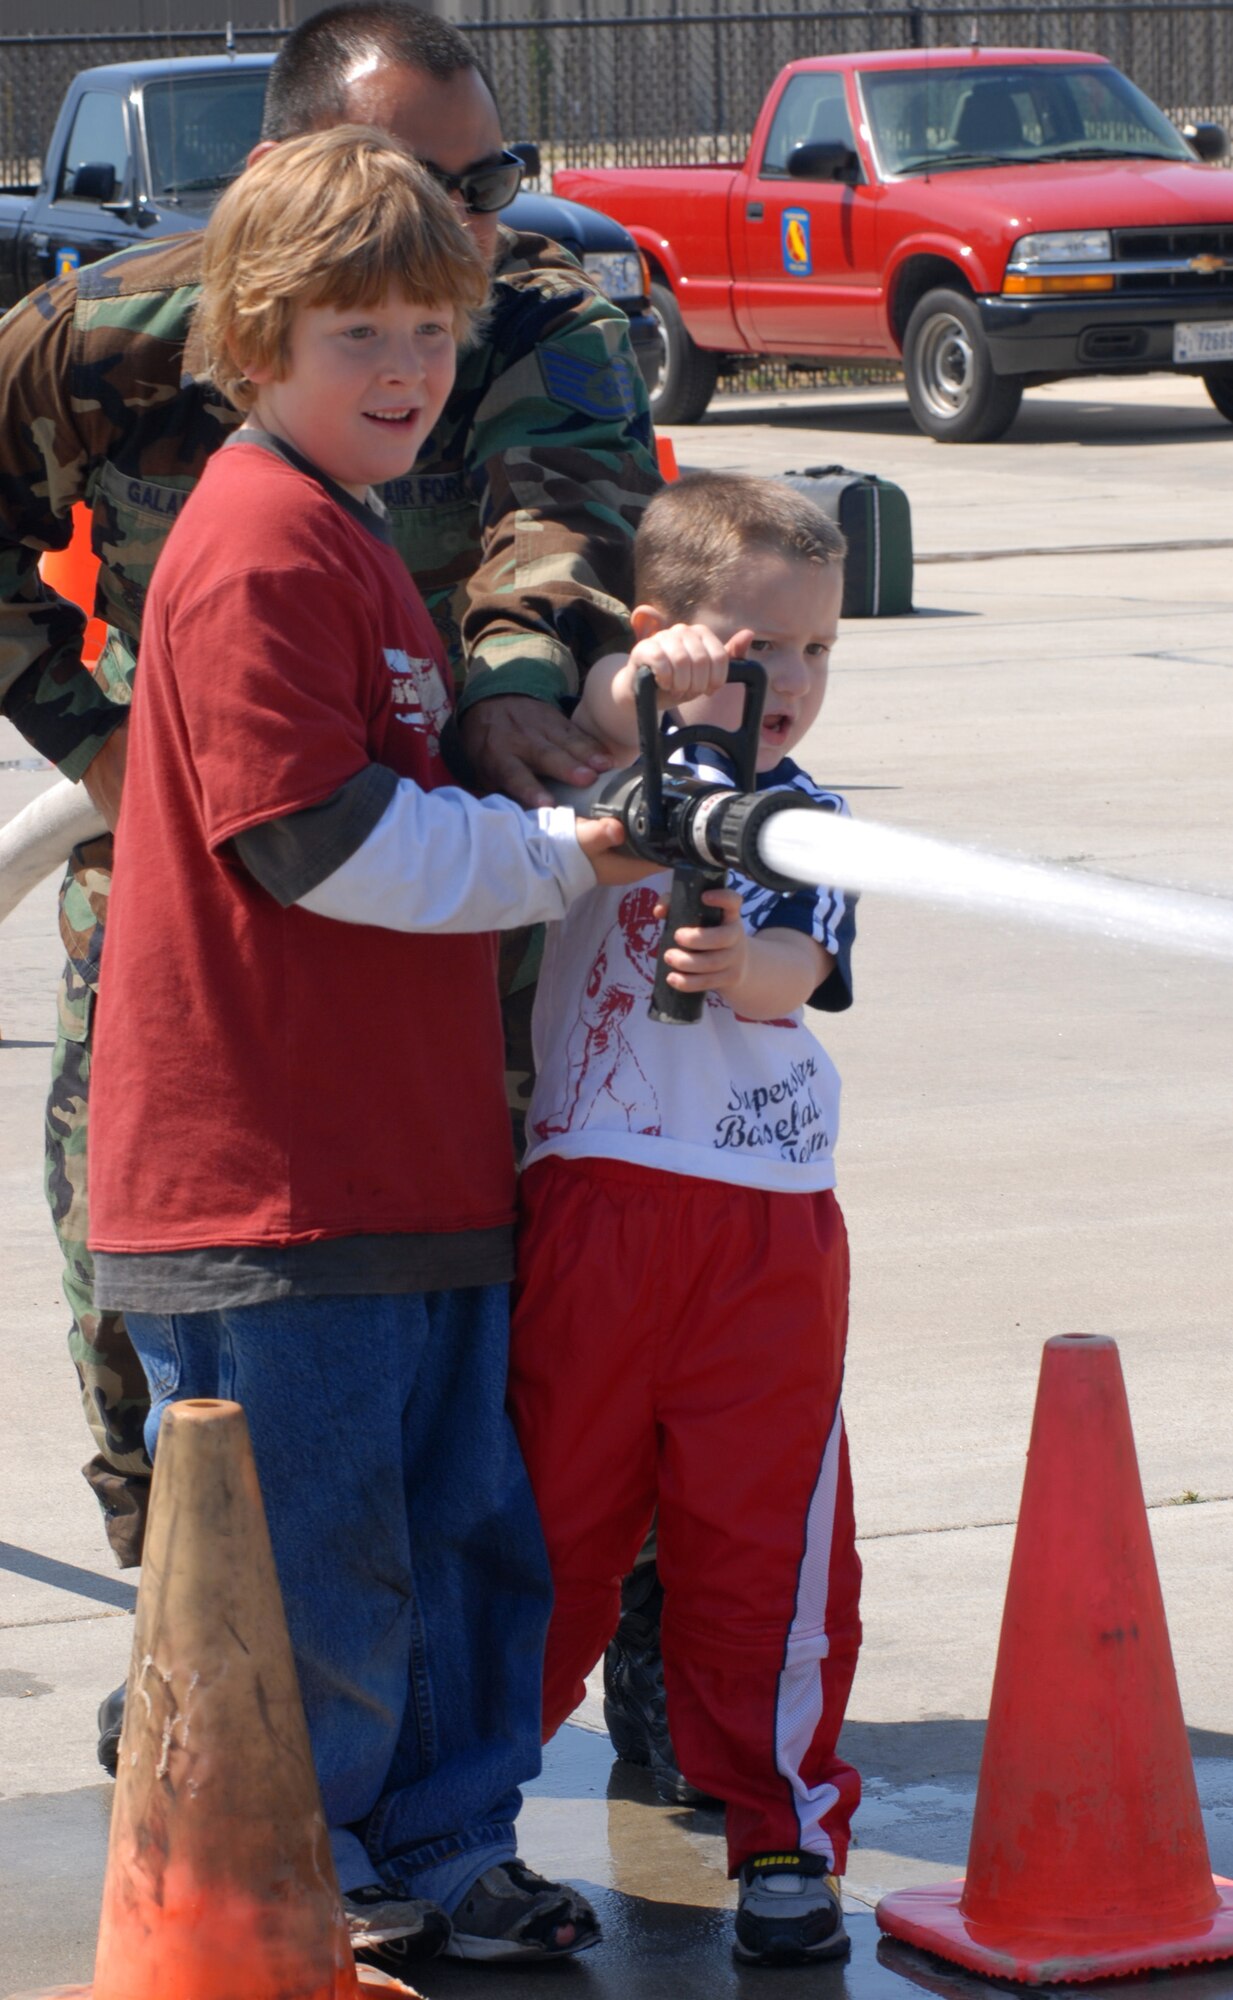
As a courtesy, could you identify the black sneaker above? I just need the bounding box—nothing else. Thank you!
[603,1561,719,1808]
[733,1851,849,1966]
[343,1884,452,1967]
[98,1684,125,1776]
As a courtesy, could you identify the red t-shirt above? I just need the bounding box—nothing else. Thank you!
[89,442,515,1253]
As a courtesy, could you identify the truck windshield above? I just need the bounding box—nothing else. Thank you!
[860,62,1194,175]
[144,74,268,196]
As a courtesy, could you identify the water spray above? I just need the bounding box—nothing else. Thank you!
[758,809,1233,962]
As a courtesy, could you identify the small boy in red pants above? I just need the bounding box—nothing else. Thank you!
[508,473,862,1967]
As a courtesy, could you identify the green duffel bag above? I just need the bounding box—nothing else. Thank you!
[779,465,914,617]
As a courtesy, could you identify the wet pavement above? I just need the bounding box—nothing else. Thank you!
[6,1717,1233,1997]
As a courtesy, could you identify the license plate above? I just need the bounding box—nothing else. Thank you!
[1173,320,1233,363]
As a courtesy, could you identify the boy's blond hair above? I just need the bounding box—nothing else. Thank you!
[635,472,846,618]
[198,126,490,411]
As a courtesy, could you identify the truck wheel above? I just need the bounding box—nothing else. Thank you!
[648,281,718,425]
[904,288,1023,443]
[1202,369,1233,423]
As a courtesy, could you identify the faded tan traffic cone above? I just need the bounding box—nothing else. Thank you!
[6,1399,416,2000]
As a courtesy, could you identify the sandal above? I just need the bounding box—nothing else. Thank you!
[444,1859,602,1961]
[343,1883,452,1965]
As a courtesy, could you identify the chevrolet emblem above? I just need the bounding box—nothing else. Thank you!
[1189,253,1227,274]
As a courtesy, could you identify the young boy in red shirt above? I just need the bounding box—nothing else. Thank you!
[510,473,861,1969]
[87,127,636,1974]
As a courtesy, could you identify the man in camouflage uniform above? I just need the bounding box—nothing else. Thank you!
[0,2,658,1578]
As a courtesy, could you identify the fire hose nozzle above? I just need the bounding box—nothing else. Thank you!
[683,786,831,893]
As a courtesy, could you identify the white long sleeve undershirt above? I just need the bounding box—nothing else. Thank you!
[295,779,595,933]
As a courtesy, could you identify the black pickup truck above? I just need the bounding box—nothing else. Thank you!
[0,55,657,381]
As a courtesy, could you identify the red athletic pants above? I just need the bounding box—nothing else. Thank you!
[509,1154,862,1875]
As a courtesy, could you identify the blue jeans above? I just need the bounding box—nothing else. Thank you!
[127,1287,550,1904]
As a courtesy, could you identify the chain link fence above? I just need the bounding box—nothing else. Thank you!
[5,2,1233,184]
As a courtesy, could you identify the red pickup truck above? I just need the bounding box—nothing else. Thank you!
[555,48,1233,441]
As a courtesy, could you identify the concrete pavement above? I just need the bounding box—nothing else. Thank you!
[2,371,1231,1994]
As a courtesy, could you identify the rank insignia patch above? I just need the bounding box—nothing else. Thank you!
[540,349,638,418]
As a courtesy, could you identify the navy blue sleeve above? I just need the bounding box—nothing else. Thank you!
[754,882,855,1011]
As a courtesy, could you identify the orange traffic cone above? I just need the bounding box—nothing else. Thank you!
[38,502,106,668]
[655,434,680,481]
[877,1333,1233,1983]
[9,1399,417,2000]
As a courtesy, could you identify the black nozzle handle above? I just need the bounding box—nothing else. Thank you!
[634,658,768,798]
[648,863,726,1025]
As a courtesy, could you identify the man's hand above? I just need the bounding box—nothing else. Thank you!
[575,815,656,887]
[81,721,129,831]
[459,695,612,810]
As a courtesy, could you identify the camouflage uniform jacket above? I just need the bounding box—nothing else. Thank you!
[0,225,659,787]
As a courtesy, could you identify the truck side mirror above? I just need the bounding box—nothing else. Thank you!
[70,160,118,202]
[1183,122,1227,162]
[509,141,541,183]
[787,141,861,186]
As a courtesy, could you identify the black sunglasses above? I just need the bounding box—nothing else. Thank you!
[419,149,524,215]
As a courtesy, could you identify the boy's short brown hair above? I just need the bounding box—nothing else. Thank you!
[634,472,846,619]
[198,125,491,411]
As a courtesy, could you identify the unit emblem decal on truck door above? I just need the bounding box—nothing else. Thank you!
[782,210,811,277]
